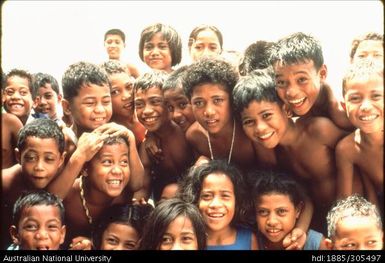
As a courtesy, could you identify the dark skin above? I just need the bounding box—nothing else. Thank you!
[1,112,23,169]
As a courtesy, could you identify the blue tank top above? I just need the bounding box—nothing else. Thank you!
[207,227,253,250]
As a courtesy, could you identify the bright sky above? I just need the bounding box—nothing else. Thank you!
[1,0,383,99]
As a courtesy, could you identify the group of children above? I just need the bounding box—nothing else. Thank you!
[1,23,383,251]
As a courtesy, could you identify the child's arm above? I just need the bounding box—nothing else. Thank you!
[283,195,313,250]
[47,132,107,199]
[132,143,152,201]
[93,122,144,192]
[335,135,355,199]
[143,132,164,164]
[68,236,93,250]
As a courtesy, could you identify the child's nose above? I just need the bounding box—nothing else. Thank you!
[360,99,373,111]
[35,229,49,240]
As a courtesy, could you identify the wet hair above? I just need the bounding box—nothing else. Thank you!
[350,32,383,60]
[3,69,33,92]
[31,72,60,100]
[102,135,129,149]
[62,61,110,102]
[162,65,189,91]
[133,70,169,92]
[93,203,154,249]
[239,40,274,76]
[17,118,65,153]
[250,170,306,209]
[327,194,382,239]
[100,60,129,76]
[138,23,182,67]
[269,32,324,71]
[139,198,207,250]
[188,24,223,52]
[183,57,239,103]
[342,59,383,96]
[233,68,283,119]
[104,28,126,43]
[179,159,252,228]
[12,190,65,226]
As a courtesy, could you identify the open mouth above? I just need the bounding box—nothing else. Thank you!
[258,131,274,141]
[288,97,306,109]
[359,114,378,121]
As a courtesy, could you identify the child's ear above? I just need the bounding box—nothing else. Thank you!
[61,99,71,115]
[9,225,20,245]
[60,225,67,245]
[57,94,63,104]
[15,148,21,163]
[340,101,346,112]
[323,238,334,250]
[295,202,304,219]
[58,151,67,169]
[319,64,328,82]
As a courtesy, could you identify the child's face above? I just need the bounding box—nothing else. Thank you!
[11,205,66,250]
[104,34,125,60]
[274,60,327,116]
[190,29,221,62]
[159,183,179,202]
[198,172,235,233]
[34,84,61,120]
[17,137,65,189]
[343,75,383,134]
[64,84,112,132]
[256,193,300,245]
[100,223,139,250]
[352,40,383,63]
[2,76,32,121]
[87,142,130,198]
[110,72,135,119]
[164,88,195,132]
[159,215,198,250]
[331,216,383,250]
[191,83,232,135]
[135,86,169,132]
[241,100,289,149]
[143,32,172,72]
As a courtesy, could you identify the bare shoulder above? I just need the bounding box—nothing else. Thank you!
[335,132,356,160]
[2,112,23,133]
[2,164,22,192]
[185,122,206,143]
[302,116,347,143]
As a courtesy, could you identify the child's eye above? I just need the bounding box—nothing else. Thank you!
[167,104,174,112]
[200,193,212,201]
[277,208,288,216]
[24,154,37,162]
[106,238,118,245]
[124,242,137,250]
[341,242,356,249]
[193,100,204,108]
[194,45,203,51]
[159,44,169,50]
[213,98,224,104]
[242,119,254,126]
[181,235,194,243]
[276,80,287,88]
[178,102,188,109]
[151,98,163,106]
[297,77,308,84]
[262,112,272,119]
[372,93,383,100]
[120,159,129,166]
[209,45,219,52]
[45,157,56,162]
[102,99,111,105]
[144,44,154,51]
[348,95,361,103]
[257,209,269,217]
[5,89,15,96]
[111,89,120,96]
[43,94,53,100]
[24,224,38,231]
[135,101,144,109]
[102,159,113,165]
[161,236,173,244]
[48,224,59,230]
[83,100,95,106]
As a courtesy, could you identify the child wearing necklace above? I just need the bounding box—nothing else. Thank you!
[179,160,258,250]
[252,170,327,250]
[62,135,131,248]
[183,57,275,172]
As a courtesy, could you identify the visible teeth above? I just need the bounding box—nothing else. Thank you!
[209,213,224,218]
[94,117,104,121]
[145,117,157,122]
[259,131,274,139]
[108,180,120,185]
[11,104,23,109]
[207,120,216,124]
[360,115,377,121]
[267,229,280,233]
[289,97,305,104]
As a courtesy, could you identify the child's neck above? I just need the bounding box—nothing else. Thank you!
[207,226,236,246]
[111,114,134,128]
[208,118,235,139]
[357,129,384,146]
[278,119,299,146]
[84,178,115,206]
[154,119,175,138]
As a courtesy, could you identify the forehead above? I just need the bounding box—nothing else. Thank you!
[243,100,281,114]
[335,216,380,237]
[96,142,129,156]
[195,29,220,43]
[257,193,294,207]
[356,40,383,52]
[146,32,166,43]
[22,137,59,152]
[135,86,163,97]
[202,172,234,189]
[166,215,195,233]
[38,83,55,92]
[345,74,384,92]
[105,34,123,41]
[164,88,186,99]
[77,83,111,97]
[110,72,133,84]
[274,59,316,74]
[21,204,61,221]
[6,75,30,87]
[191,83,228,97]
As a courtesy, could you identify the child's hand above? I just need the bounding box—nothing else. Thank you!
[94,122,135,143]
[68,236,93,250]
[144,133,163,164]
[75,132,107,162]
[282,227,306,250]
